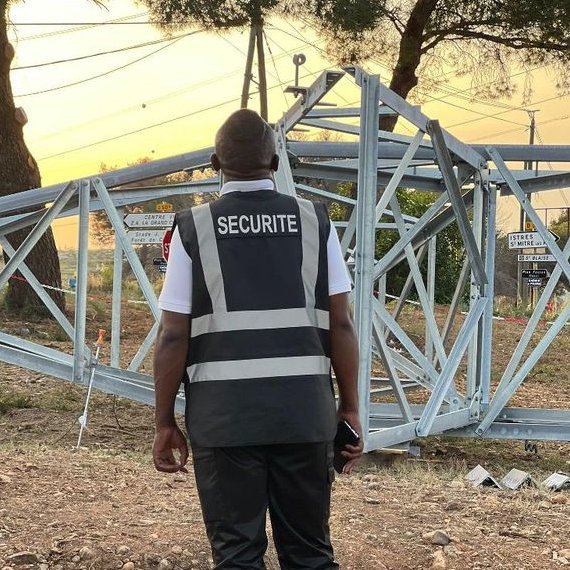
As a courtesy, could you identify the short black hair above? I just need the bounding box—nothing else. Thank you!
[214,109,275,175]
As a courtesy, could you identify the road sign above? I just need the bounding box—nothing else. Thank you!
[508,231,559,249]
[128,230,164,244]
[525,221,535,231]
[517,254,556,263]
[153,257,167,273]
[123,213,175,228]
[156,201,174,212]
[522,269,549,279]
[162,229,172,261]
[527,278,543,288]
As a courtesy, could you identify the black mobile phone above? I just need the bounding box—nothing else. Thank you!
[333,420,360,474]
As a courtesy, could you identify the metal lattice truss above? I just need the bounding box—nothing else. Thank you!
[2,67,570,451]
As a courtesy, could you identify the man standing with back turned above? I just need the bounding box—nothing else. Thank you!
[153,109,363,570]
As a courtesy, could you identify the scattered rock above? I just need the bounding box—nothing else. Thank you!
[173,474,187,483]
[71,555,81,563]
[171,546,183,555]
[144,554,161,565]
[362,474,377,482]
[444,501,462,511]
[559,557,569,566]
[0,475,11,484]
[423,530,451,546]
[79,546,95,560]
[39,565,49,570]
[367,482,381,490]
[365,497,380,505]
[116,546,131,556]
[122,562,135,570]
[366,534,378,541]
[539,500,552,509]
[552,495,568,505]
[7,552,40,565]
[560,550,570,559]
[14,327,31,336]
[449,480,464,489]
[432,550,446,569]
[157,559,174,570]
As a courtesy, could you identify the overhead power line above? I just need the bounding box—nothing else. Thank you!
[11,21,196,25]
[14,33,198,98]
[37,66,331,162]
[30,35,312,145]
[12,33,194,70]
[11,13,148,41]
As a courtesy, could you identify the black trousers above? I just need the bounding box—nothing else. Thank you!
[191,441,339,570]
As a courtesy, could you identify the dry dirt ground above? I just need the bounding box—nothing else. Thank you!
[1,305,570,570]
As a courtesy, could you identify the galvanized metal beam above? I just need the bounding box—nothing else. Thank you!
[352,69,380,451]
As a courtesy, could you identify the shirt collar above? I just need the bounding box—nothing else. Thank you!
[220,178,275,195]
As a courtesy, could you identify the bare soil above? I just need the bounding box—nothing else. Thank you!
[1,304,570,570]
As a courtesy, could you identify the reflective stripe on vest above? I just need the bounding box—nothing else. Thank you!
[192,203,227,311]
[191,307,329,338]
[297,198,320,309]
[187,355,331,383]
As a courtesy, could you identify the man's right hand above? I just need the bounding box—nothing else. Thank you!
[153,425,189,473]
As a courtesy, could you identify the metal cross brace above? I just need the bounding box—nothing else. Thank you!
[0,181,77,290]
[428,120,488,286]
[416,297,487,437]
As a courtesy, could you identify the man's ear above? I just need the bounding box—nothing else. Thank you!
[211,153,221,172]
[270,154,279,172]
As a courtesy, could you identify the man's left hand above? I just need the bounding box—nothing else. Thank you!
[337,409,364,474]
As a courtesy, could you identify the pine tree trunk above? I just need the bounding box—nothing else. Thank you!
[380,0,438,133]
[0,2,65,314]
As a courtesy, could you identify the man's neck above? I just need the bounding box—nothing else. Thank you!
[221,170,273,183]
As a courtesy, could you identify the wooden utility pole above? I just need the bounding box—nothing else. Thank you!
[255,23,268,120]
[239,20,268,120]
[517,110,538,308]
[240,25,257,110]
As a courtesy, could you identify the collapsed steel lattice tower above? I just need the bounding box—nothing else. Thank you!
[2,67,570,450]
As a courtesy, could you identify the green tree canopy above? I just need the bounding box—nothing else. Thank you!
[299,0,570,130]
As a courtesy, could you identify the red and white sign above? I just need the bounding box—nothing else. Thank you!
[162,229,172,261]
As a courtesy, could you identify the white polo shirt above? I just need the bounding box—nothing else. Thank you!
[158,179,352,314]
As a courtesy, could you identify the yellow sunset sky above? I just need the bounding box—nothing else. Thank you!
[6,0,570,248]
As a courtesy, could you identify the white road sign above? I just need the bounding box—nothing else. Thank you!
[517,254,556,262]
[124,213,175,228]
[508,231,559,250]
[128,230,165,244]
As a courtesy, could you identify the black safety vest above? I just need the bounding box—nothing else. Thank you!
[175,189,337,447]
